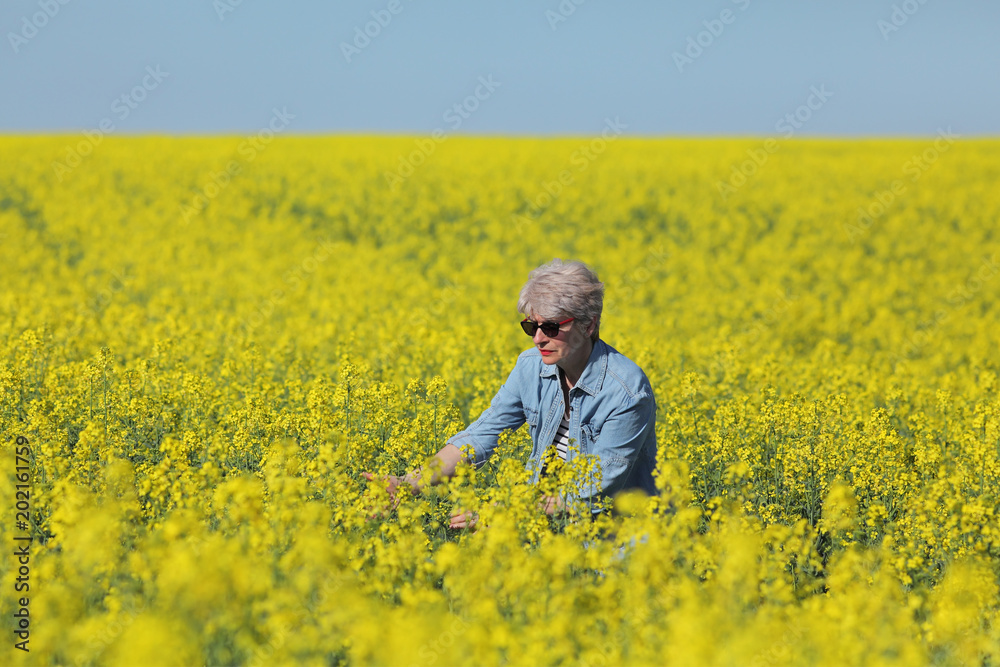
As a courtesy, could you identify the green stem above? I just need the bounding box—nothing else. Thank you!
[103,366,109,452]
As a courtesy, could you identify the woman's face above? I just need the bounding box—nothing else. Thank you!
[527,313,593,368]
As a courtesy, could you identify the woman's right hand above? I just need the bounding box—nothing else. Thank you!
[362,472,414,517]
[362,472,410,499]
[449,508,478,530]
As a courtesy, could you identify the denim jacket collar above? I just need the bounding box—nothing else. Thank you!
[537,339,608,396]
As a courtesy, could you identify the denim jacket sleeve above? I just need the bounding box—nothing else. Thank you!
[587,390,656,499]
[445,353,529,465]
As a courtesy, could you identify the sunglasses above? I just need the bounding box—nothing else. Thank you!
[520,317,574,337]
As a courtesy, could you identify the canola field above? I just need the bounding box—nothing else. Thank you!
[2,135,1000,666]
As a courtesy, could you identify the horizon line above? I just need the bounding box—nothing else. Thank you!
[2,131,997,140]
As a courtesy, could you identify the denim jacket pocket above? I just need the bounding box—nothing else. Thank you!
[524,406,538,426]
[580,423,600,453]
[524,406,539,427]
[601,455,631,493]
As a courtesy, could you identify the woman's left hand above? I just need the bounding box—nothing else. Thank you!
[449,508,478,529]
[450,496,562,529]
[540,495,565,515]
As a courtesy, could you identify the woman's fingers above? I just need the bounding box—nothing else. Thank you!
[362,473,403,519]
[362,471,393,486]
[363,473,403,500]
[449,509,478,529]
[540,495,564,515]
[366,474,482,528]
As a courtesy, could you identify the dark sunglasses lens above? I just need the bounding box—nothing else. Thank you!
[521,319,564,337]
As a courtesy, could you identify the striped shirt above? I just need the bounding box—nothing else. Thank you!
[539,408,571,478]
[551,409,571,461]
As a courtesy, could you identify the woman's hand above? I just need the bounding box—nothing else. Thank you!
[540,495,565,515]
[449,508,478,530]
[362,472,415,503]
[361,444,465,515]
[361,472,415,518]
[450,496,560,530]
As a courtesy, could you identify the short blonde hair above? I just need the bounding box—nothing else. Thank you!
[517,259,604,341]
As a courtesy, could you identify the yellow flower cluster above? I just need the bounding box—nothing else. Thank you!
[2,135,999,665]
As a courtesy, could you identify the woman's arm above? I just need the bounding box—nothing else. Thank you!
[363,442,465,501]
[365,351,532,514]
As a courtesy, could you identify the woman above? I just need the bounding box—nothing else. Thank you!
[365,259,658,527]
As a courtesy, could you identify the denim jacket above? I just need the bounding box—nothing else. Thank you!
[446,339,658,510]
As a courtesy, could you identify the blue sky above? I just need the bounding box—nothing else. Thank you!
[1,0,997,136]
